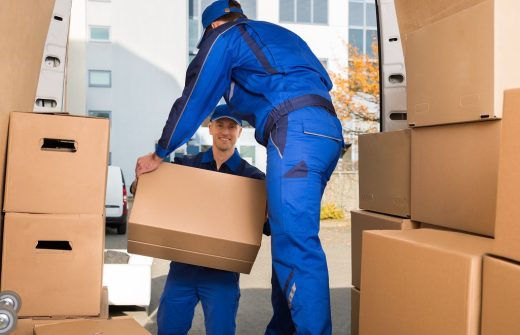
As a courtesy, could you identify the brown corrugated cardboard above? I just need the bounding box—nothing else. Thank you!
[360,229,492,335]
[1,213,104,317]
[394,0,485,53]
[34,317,150,335]
[405,0,520,127]
[494,89,520,262]
[128,163,266,274]
[350,210,417,288]
[358,130,411,218]
[411,120,501,236]
[351,287,360,335]
[481,256,520,335]
[0,0,55,221]
[3,112,109,215]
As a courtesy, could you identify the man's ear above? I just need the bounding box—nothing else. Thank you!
[208,121,214,135]
[237,126,243,138]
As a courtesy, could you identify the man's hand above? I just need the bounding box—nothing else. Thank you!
[135,152,163,177]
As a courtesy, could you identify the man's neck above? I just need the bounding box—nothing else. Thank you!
[212,147,235,170]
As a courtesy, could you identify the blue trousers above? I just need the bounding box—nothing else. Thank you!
[265,107,343,335]
[157,262,240,335]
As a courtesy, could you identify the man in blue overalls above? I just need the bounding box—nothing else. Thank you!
[134,105,264,335]
[136,1,343,334]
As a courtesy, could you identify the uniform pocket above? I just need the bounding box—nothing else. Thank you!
[302,118,342,142]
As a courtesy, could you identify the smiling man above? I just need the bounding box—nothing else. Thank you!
[155,104,265,335]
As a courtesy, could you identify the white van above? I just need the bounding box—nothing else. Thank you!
[105,166,128,234]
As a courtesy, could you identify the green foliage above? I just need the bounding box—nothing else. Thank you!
[320,203,345,220]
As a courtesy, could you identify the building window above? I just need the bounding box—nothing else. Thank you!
[89,26,110,42]
[88,70,112,87]
[88,110,111,119]
[319,58,329,70]
[348,0,377,58]
[88,110,111,127]
[239,145,256,165]
[189,0,257,62]
[279,0,328,24]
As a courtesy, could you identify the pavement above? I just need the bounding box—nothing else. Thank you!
[105,219,353,335]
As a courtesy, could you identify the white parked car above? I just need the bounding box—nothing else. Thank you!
[105,166,128,234]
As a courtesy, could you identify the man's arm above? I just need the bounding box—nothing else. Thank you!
[136,26,238,177]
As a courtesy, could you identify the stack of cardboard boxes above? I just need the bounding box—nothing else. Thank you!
[354,1,520,334]
[1,112,110,319]
[0,0,151,334]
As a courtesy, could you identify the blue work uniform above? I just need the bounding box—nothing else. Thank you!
[155,18,343,335]
[157,148,265,335]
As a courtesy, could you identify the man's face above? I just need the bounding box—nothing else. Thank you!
[209,118,242,152]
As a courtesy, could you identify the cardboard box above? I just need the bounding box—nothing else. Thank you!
[394,0,485,53]
[351,287,360,335]
[1,213,104,317]
[359,130,411,217]
[4,112,109,215]
[481,256,520,335]
[360,229,492,335]
[128,163,266,274]
[102,250,153,306]
[404,0,520,127]
[350,210,417,288]
[0,0,56,218]
[494,89,520,262]
[411,119,500,236]
[34,317,150,335]
[11,288,108,335]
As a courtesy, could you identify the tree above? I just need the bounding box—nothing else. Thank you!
[330,42,380,137]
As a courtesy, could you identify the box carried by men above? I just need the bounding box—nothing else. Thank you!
[128,163,266,274]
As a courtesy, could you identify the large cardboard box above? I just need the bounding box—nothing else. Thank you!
[11,288,108,335]
[1,213,104,317]
[358,130,411,217]
[404,0,520,127]
[4,112,109,215]
[494,89,520,262]
[34,317,150,335]
[128,163,266,274]
[360,229,492,335]
[0,0,56,218]
[394,0,484,53]
[351,287,360,335]
[481,256,520,335]
[411,119,500,236]
[350,210,417,288]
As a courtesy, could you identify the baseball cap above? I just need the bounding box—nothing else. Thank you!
[202,0,244,29]
[210,105,242,126]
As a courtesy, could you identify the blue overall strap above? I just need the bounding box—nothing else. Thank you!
[259,94,337,146]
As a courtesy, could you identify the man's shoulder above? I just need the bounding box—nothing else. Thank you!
[173,152,205,168]
[238,158,265,180]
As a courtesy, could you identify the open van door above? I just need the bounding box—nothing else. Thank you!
[376,0,408,131]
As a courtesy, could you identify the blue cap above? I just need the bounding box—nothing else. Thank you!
[210,105,242,126]
[202,1,244,29]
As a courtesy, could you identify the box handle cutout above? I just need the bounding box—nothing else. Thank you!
[54,15,63,21]
[41,138,77,153]
[35,99,57,108]
[389,112,407,121]
[45,56,61,68]
[389,37,398,42]
[388,74,404,84]
[36,241,72,251]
